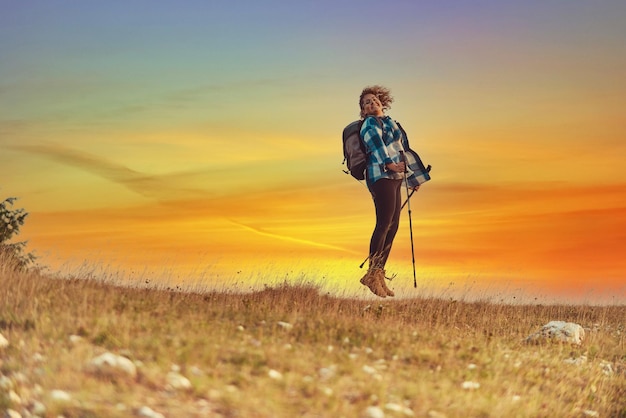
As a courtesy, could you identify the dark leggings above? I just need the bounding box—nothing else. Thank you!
[368,178,402,269]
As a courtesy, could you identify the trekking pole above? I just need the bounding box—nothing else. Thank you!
[359,188,416,269]
[400,151,418,288]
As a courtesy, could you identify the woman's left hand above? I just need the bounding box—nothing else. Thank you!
[386,162,406,173]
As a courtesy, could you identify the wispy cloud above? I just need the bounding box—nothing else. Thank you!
[228,219,356,254]
[9,143,214,201]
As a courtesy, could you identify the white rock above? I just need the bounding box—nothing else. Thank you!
[362,365,377,375]
[5,409,21,418]
[33,384,44,397]
[0,333,9,348]
[385,403,415,416]
[32,400,47,415]
[564,355,587,365]
[362,365,382,381]
[268,369,283,380]
[190,365,204,376]
[137,406,165,418]
[9,390,21,405]
[69,335,83,344]
[363,406,385,418]
[277,321,293,330]
[32,352,46,363]
[89,352,137,378]
[319,365,337,381]
[50,389,72,402]
[600,360,614,375]
[166,371,192,390]
[0,375,13,390]
[461,381,480,390]
[526,321,585,345]
[12,372,26,385]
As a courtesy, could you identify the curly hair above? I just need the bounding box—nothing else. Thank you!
[359,85,394,118]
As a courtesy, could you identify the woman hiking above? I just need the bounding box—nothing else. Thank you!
[358,85,421,298]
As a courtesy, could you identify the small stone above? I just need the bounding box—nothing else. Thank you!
[277,321,293,330]
[50,389,72,402]
[385,403,415,416]
[5,409,21,418]
[0,375,13,390]
[166,371,192,391]
[0,333,9,348]
[190,365,203,376]
[137,405,165,418]
[8,390,21,405]
[268,369,283,380]
[319,365,337,381]
[362,365,377,375]
[600,360,614,375]
[88,352,137,378]
[32,400,46,415]
[461,381,480,390]
[564,355,587,365]
[363,406,385,418]
[69,335,83,344]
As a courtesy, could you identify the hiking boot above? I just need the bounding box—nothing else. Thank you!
[360,269,387,298]
[376,269,395,297]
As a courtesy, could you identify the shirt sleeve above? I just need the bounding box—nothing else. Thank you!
[361,117,393,167]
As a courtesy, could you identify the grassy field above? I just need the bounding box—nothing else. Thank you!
[1,262,624,417]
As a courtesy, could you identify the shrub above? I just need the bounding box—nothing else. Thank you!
[1,195,36,271]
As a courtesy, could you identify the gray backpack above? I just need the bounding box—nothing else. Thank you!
[341,120,367,180]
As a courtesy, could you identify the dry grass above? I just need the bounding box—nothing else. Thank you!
[1,261,624,417]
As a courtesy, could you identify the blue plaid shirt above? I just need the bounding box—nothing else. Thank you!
[361,116,405,188]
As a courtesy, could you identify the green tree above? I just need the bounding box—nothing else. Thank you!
[1,196,36,270]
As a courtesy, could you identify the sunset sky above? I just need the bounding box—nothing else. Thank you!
[2,1,625,303]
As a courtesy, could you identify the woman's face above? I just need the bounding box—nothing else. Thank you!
[361,93,384,117]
